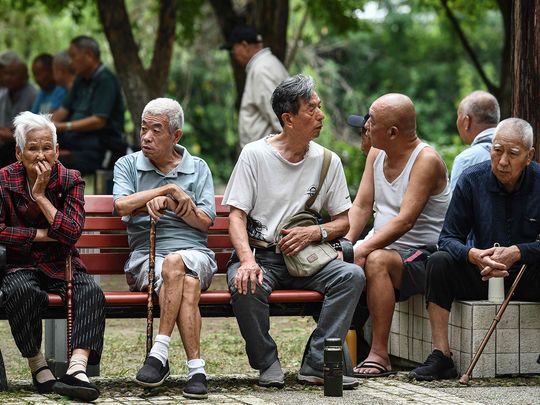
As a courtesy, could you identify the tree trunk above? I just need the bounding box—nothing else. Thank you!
[96,0,177,146]
[511,0,540,161]
[209,0,289,109]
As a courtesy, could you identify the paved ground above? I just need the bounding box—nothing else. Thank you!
[1,372,538,404]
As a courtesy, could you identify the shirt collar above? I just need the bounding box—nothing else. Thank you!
[471,127,496,146]
[136,144,195,176]
[488,164,530,194]
[246,48,271,72]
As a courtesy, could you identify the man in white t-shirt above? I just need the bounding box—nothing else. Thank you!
[345,94,450,377]
[223,74,364,389]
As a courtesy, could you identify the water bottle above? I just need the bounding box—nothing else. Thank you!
[324,337,343,397]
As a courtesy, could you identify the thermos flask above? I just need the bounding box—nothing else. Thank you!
[323,337,343,397]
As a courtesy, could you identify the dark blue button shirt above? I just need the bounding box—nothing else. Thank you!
[439,160,540,271]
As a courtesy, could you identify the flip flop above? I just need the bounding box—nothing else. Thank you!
[353,360,397,378]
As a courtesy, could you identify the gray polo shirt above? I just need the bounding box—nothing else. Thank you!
[0,83,37,127]
[113,145,216,256]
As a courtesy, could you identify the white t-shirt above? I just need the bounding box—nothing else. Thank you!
[223,136,352,243]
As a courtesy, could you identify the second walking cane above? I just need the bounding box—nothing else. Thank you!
[146,218,157,357]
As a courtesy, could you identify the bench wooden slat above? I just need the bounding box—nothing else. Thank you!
[47,289,323,307]
[84,215,228,232]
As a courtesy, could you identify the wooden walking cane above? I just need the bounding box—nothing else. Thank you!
[459,264,527,385]
[65,251,74,361]
[146,218,157,357]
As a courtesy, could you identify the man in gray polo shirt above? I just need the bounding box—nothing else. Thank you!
[113,98,216,400]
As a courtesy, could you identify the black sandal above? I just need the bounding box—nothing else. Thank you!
[53,370,100,402]
[32,365,56,394]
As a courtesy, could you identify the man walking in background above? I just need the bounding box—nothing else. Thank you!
[221,26,288,148]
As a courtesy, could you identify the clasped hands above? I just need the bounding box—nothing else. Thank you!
[469,245,521,281]
[145,186,195,221]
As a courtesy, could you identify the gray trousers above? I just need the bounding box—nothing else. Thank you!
[227,250,365,371]
[1,270,106,364]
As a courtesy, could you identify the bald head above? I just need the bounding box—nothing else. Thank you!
[371,93,416,137]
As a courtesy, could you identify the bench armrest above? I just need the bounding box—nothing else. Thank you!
[331,238,354,263]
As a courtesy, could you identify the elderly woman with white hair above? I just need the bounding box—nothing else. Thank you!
[0,111,104,401]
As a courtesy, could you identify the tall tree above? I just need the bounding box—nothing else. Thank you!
[511,0,540,160]
[96,0,177,145]
[439,0,512,117]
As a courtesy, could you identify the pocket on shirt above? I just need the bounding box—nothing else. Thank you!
[522,215,540,241]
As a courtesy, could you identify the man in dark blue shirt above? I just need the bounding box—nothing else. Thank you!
[410,117,540,381]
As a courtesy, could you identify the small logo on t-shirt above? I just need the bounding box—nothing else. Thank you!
[307,185,317,196]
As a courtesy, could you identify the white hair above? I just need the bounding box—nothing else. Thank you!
[13,111,57,150]
[142,98,184,132]
[494,118,534,150]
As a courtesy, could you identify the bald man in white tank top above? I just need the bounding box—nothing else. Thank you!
[345,94,451,377]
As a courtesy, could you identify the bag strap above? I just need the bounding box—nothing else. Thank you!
[305,147,332,210]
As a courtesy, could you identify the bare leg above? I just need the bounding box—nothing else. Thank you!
[176,276,202,360]
[158,253,186,336]
[354,249,403,374]
[428,303,451,356]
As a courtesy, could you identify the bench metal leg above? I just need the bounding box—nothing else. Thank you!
[0,349,7,391]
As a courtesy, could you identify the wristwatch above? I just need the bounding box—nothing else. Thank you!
[319,225,328,243]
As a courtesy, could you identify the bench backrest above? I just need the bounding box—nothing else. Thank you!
[78,195,232,276]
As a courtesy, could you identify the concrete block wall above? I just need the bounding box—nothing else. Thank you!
[388,295,540,377]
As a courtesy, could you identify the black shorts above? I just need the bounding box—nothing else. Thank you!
[395,245,437,302]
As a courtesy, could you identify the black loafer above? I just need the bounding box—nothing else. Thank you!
[53,371,100,402]
[135,356,170,388]
[183,373,208,399]
[32,365,56,394]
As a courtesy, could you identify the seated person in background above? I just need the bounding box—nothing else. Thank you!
[0,52,36,168]
[0,112,105,402]
[345,94,450,377]
[224,74,363,389]
[347,112,371,156]
[53,35,125,176]
[113,98,216,400]
[450,90,500,191]
[410,118,540,381]
[52,50,76,93]
[30,53,66,114]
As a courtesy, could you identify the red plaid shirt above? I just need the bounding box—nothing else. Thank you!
[0,162,86,280]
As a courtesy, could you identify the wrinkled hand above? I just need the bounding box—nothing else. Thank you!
[234,261,264,294]
[478,246,520,281]
[278,226,318,256]
[353,245,369,269]
[32,160,53,199]
[469,247,509,281]
[146,196,172,221]
[168,186,196,218]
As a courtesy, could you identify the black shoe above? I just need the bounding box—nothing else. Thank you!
[135,356,170,387]
[31,366,56,394]
[183,373,208,399]
[409,349,458,381]
[298,362,358,390]
[53,371,100,402]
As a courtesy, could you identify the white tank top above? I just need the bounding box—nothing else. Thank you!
[373,142,450,250]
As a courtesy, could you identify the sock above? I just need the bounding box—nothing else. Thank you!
[28,352,55,383]
[66,353,89,382]
[149,334,170,367]
[187,358,206,379]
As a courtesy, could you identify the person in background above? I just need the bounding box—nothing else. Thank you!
[0,51,36,168]
[53,35,125,176]
[31,53,66,114]
[52,50,76,93]
[221,25,289,148]
[450,90,500,192]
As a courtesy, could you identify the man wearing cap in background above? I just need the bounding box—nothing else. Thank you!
[347,113,371,156]
[221,26,288,148]
[0,51,36,168]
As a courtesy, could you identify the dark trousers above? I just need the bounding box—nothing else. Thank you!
[227,250,365,371]
[426,251,540,311]
[1,270,106,364]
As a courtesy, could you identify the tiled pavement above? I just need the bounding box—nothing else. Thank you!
[2,373,539,404]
